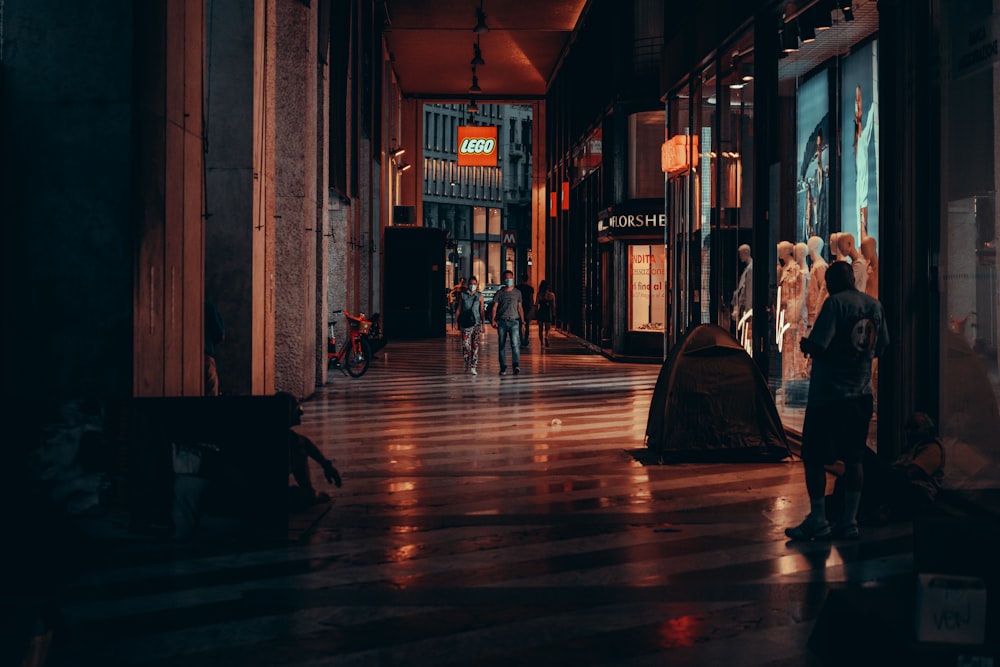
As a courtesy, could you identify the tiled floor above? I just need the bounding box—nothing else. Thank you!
[44,329,937,665]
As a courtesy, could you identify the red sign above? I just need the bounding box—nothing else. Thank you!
[457,125,498,166]
[501,230,517,246]
[662,134,699,174]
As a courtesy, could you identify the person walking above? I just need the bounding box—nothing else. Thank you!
[785,260,888,541]
[204,300,225,396]
[450,278,466,330]
[515,273,535,349]
[534,279,556,348]
[490,270,525,376]
[455,275,487,375]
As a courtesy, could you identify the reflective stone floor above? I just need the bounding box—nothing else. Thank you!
[50,329,926,666]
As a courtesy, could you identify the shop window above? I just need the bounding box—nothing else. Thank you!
[764,4,880,437]
[629,111,665,199]
[628,244,666,332]
[936,0,1000,489]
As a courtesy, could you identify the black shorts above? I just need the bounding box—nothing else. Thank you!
[801,395,874,465]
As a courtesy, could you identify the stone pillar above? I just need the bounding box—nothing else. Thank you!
[204,0,277,396]
[274,0,319,397]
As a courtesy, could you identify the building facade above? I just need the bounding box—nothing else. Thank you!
[542,0,1000,486]
[421,103,533,288]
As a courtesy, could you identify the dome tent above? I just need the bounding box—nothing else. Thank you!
[645,324,790,462]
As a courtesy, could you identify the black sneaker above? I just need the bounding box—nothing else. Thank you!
[513,366,520,375]
[499,367,506,376]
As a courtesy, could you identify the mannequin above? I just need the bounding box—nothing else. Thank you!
[837,232,868,294]
[732,244,753,350]
[732,244,753,320]
[777,240,806,383]
[829,232,844,263]
[806,236,829,327]
[794,242,810,328]
[861,236,879,299]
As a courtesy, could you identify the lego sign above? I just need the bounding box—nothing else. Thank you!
[457,125,498,166]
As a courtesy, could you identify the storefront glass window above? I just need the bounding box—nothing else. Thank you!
[629,111,666,199]
[628,244,666,331]
[768,5,879,438]
[666,92,692,341]
[936,0,1000,488]
[695,67,715,325]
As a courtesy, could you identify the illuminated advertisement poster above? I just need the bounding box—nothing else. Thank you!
[840,39,879,248]
[457,125,498,166]
[795,69,830,245]
[629,244,666,332]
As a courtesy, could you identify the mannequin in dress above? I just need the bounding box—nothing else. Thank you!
[795,242,810,329]
[837,232,868,294]
[777,240,806,383]
[732,244,753,349]
[861,236,879,299]
[732,244,753,321]
[806,236,829,327]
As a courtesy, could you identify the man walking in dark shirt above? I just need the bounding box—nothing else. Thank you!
[490,270,525,376]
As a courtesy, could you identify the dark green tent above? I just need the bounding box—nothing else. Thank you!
[645,324,790,462]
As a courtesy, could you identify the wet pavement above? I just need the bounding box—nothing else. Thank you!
[44,328,954,665]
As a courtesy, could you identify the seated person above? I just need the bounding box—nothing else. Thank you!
[826,412,944,524]
[278,392,342,509]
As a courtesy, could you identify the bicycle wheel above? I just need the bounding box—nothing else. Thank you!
[344,336,372,377]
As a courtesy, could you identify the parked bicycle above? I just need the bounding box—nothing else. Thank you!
[328,310,373,377]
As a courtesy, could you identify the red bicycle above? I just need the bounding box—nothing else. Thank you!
[327,310,373,377]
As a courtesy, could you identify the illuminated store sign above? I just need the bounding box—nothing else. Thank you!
[597,212,665,235]
[661,134,698,174]
[457,125,498,166]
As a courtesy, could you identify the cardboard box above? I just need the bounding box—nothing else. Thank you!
[915,573,988,645]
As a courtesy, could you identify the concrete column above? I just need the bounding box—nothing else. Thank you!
[316,32,332,386]
[274,0,319,397]
[205,0,276,396]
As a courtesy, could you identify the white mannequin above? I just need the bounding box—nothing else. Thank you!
[806,235,829,327]
[837,232,868,294]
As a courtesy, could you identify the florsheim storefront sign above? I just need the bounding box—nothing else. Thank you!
[597,207,666,238]
[457,125,498,166]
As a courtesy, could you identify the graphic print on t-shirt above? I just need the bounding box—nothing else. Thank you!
[850,316,878,358]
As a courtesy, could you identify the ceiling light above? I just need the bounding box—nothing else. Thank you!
[842,7,854,21]
[471,42,485,67]
[398,162,412,173]
[799,21,816,43]
[473,7,489,34]
[781,25,799,53]
[814,2,833,30]
[842,1,852,9]
[469,72,481,93]
[468,99,480,113]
